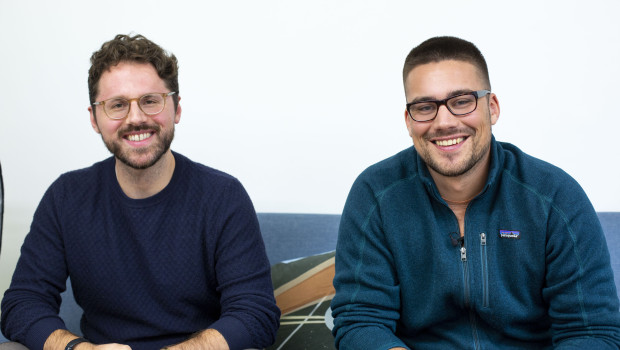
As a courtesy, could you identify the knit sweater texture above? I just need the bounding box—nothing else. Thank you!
[331,138,620,349]
[1,152,280,350]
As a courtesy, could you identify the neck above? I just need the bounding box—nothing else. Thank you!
[429,150,491,204]
[115,150,176,199]
[442,195,476,205]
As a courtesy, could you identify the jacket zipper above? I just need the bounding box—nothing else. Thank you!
[460,239,481,350]
[480,232,489,308]
[446,193,481,350]
[460,240,469,304]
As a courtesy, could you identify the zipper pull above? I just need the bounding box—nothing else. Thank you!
[480,232,486,245]
[460,246,467,261]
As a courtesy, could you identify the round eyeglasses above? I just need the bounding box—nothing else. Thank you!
[406,90,491,122]
[92,92,177,120]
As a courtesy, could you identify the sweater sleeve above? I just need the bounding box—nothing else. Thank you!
[205,179,280,350]
[543,178,620,348]
[1,181,70,350]
[331,174,410,350]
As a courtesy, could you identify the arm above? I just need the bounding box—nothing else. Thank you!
[163,329,228,350]
[1,182,72,350]
[544,181,620,348]
[44,328,228,350]
[331,175,410,350]
[189,180,279,350]
[44,330,130,350]
[0,178,132,350]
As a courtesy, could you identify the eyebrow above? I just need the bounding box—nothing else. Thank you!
[407,89,474,104]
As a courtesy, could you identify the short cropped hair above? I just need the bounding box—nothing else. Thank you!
[88,34,179,111]
[402,36,491,90]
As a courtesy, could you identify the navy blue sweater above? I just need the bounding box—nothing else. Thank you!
[1,152,280,350]
[332,138,620,349]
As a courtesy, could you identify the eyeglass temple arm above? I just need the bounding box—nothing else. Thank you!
[475,90,491,97]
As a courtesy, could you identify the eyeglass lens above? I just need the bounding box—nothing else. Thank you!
[105,94,166,119]
[409,94,478,122]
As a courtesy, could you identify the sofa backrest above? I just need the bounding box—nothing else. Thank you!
[257,213,340,265]
[599,212,620,295]
[11,211,620,339]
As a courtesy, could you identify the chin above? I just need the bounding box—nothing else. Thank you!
[120,150,168,170]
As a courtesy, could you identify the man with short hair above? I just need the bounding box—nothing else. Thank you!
[1,34,279,350]
[331,36,620,349]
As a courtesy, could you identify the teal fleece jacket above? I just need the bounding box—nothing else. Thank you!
[331,138,620,349]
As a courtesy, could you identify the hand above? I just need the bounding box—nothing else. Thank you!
[44,330,132,350]
[77,343,131,350]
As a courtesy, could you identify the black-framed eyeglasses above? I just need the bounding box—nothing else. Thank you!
[92,92,177,120]
[406,90,491,122]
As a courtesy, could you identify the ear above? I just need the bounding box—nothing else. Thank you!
[489,93,500,125]
[174,95,182,124]
[404,110,415,138]
[89,105,102,134]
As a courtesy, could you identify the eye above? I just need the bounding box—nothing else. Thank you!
[141,95,162,105]
[107,99,128,110]
[449,96,475,109]
[412,102,436,114]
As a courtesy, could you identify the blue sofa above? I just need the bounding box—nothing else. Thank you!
[1,212,619,344]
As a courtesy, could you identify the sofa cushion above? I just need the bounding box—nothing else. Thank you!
[598,212,620,295]
[268,251,336,350]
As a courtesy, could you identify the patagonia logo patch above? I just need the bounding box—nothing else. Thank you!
[499,230,520,239]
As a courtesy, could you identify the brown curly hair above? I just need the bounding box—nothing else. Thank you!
[88,34,179,112]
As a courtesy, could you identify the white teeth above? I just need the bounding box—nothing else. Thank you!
[127,133,151,142]
[436,137,464,147]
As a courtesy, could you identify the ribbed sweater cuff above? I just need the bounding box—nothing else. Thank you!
[209,316,252,350]
[24,317,66,350]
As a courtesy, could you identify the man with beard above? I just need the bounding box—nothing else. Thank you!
[331,36,620,349]
[1,34,279,350]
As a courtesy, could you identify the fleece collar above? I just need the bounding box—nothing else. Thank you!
[415,135,504,202]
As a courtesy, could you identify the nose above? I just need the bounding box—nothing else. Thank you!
[433,104,459,128]
[125,100,149,124]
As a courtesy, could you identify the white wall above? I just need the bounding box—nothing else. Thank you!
[1,0,619,271]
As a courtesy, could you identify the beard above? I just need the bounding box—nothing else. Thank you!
[417,120,492,178]
[422,135,491,177]
[101,124,175,170]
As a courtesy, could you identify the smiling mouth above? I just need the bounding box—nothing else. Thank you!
[126,132,153,142]
[434,137,465,147]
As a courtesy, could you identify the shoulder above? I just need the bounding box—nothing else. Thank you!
[496,141,591,213]
[348,147,420,203]
[174,152,241,187]
[49,157,114,193]
[172,152,248,201]
[29,157,115,219]
[498,142,579,189]
[358,147,418,185]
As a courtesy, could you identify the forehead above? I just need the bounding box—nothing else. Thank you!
[97,61,166,100]
[404,60,485,100]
